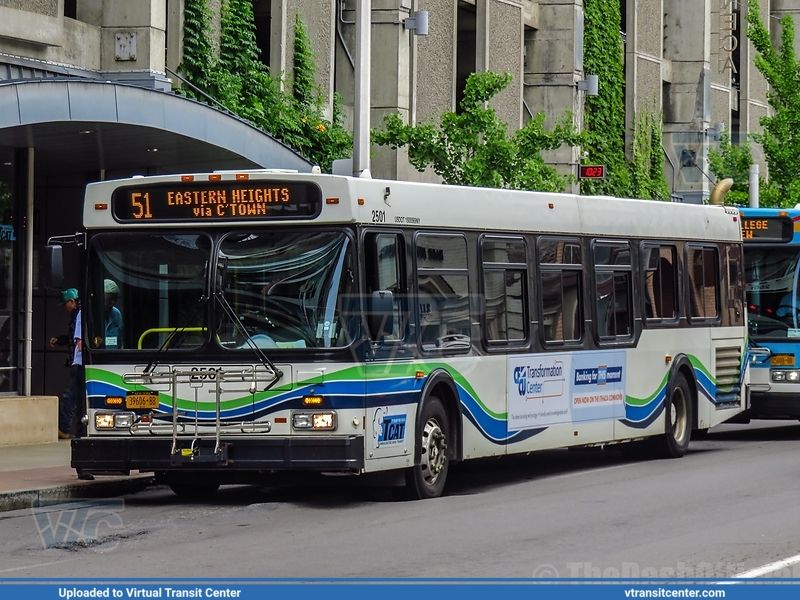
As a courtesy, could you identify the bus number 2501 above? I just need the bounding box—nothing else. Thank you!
[371,210,385,223]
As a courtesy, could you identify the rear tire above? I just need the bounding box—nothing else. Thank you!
[656,373,693,458]
[404,396,450,500]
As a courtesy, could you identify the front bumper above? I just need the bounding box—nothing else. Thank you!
[71,435,365,472]
[747,392,800,419]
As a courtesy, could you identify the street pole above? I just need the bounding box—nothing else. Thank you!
[353,0,371,178]
[749,164,759,208]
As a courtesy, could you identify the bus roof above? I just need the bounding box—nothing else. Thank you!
[83,171,742,242]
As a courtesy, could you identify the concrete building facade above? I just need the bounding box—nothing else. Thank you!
[0,0,791,437]
[256,0,777,202]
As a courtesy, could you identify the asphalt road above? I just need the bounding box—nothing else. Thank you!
[2,420,800,579]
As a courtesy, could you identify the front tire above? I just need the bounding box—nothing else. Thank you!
[656,373,693,458]
[405,396,450,500]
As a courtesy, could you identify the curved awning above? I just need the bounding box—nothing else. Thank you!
[0,79,313,176]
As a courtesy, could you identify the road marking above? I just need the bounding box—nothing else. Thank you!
[732,553,800,579]
[0,558,76,574]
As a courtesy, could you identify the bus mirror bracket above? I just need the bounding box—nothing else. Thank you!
[43,244,63,290]
[367,290,394,340]
[44,233,85,290]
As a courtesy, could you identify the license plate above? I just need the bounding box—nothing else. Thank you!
[125,391,160,409]
[771,354,795,367]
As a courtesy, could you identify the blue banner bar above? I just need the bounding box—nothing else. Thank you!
[2,582,800,600]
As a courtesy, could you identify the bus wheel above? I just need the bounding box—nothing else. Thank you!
[168,483,220,499]
[405,396,450,500]
[658,373,693,458]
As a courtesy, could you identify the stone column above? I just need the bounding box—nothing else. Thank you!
[476,0,524,131]
[523,0,582,184]
[663,0,712,204]
[739,0,769,175]
[625,0,666,150]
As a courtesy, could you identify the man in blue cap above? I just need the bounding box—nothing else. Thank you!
[49,288,92,480]
[50,288,81,438]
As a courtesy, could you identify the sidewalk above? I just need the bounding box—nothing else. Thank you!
[0,440,154,512]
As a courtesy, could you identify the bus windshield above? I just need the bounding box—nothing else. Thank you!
[86,230,357,352]
[86,233,211,351]
[745,246,800,337]
[216,230,356,350]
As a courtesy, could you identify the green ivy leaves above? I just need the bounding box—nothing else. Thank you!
[179,0,351,172]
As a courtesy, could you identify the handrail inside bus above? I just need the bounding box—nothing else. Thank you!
[138,327,208,350]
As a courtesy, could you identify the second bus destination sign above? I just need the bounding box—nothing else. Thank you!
[111,181,322,222]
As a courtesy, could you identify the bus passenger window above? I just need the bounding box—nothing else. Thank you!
[688,246,719,320]
[416,233,471,352]
[643,245,678,322]
[594,242,632,340]
[482,237,527,344]
[539,238,582,344]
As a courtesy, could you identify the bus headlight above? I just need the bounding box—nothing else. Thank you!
[113,412,135,428]
[94,412,136,429]
[95,413,115,429]
[292,412,336,430]
[772,370,800,382]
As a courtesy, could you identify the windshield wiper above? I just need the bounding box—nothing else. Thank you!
[214,289,284,391]
[144,294,209,375]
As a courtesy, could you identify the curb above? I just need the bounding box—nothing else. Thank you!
[0,475,156,513]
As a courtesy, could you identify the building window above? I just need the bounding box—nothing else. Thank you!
[456,1,477,112]
[253,0,272,65]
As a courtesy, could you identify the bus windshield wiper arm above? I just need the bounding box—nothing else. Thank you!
[144,294,209,375]
[213,289,284,390]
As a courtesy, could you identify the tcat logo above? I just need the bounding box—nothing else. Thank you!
[513,366,527,396]
[372,407,407,448]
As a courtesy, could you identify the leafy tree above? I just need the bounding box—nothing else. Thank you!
[746,0,800,206]
[707,131,755,206]
[373,71,583,191]
[178,0,351,172]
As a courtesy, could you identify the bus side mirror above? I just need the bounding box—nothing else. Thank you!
[43,244,63,290]
[367,290,394,340]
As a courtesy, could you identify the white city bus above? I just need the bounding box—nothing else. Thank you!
[58,170,747,499]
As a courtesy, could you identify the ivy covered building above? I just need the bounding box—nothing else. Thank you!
[0,0,788,429]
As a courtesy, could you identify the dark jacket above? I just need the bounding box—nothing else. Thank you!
[53,304,80,366]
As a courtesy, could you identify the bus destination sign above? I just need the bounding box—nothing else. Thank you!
[741,216,794,243]
[111,181,322,223]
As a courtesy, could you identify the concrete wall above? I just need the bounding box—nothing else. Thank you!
[0,396,58,445]
[524,0,581,182]
[0,0,165,75]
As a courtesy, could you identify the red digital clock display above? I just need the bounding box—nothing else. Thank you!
[579,165,606,179]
